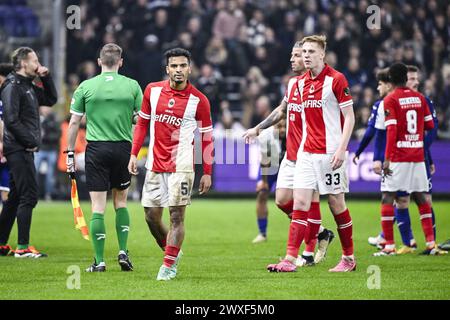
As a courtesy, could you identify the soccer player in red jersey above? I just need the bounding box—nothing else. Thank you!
[244,42,335,267]
[267,35,356,272]
[375,63,446,256]
[128,48,214,280]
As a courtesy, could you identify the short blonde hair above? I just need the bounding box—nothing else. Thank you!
[301,35,327,51]
[99,43,122,67]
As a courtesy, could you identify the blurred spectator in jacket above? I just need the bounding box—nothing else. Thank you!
[34,107,61,200]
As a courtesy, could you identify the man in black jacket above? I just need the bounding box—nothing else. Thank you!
[0,47,57,258]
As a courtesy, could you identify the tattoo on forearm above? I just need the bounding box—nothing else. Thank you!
[259,109,283,130]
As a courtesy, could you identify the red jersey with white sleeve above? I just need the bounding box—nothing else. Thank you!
[384,87,434,162]
[284,76,303,161]
[131,80,213,174]
[296,64,353,154]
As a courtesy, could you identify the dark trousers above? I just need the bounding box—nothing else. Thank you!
[0,151,38,246]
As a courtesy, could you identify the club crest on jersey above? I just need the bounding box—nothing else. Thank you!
[309,85,315,94]
[168,98,175,108]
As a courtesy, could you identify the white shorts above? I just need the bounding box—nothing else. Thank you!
[381,162,428,193]
[293,152,349,195]
[276,156,296,189]
[141,171,195,208]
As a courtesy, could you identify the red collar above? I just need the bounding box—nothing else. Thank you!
[306,64,329,81]
[163,80,192,97]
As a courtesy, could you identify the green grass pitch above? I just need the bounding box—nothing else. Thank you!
[0,199,449,300]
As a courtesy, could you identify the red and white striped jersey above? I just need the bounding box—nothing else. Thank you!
[284,76,303,161]
[384,87,434,162]
[138,80,213,173]
[297,64,353,154]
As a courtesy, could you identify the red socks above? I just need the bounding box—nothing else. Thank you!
[333,208,354,256]
[286,210,308,257]
[277,200,294,219]
[163,245,180,267]
[381,204,395,245]
[418,203,435,243]
[305,202,321,252]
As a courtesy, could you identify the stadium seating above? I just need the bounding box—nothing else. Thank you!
[0,1,40,38]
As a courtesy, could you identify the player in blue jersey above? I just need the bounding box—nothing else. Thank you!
[352,69,390,174]
[367,65,439,254]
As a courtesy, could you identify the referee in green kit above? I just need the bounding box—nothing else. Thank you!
[66,43,143,272]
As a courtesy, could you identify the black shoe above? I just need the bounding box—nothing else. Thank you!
[86,259,106,272]
[300,254,315,266]
[438,239,450,252]
[318,228,335,243]
[0,245,12,256]
[118,251,133,271]
[314,229,335,264]
[420,245,448,256]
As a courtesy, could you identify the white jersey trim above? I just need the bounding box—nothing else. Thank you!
[199,125,213,133]
[138,110,151,120]
[175,93,199,172]
[322,75,341,154]
[285,77,298,136]
[339,100,353,108]
[385,119,397,127]
[145,86,162,170]
[70,110,84,116]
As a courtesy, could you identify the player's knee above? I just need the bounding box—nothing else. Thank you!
[381,193,394,205]
[144,208,160,224]
[275,198,284,208]
[113,199,127,209]
[294,199,310,211]
[170,213,184,227]
[169,208,185,226]
[328,196,345,214]
[112,189,128,209]
[275,197,290,210]
[396,196,409,209]
[256,181,269,193]
[275,191,290,206]
[411,192,426,205]
[425,194,432,205]
[257,189,269,202]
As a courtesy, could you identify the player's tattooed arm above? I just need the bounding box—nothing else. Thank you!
[243,100,287,144]
[257,100,287,132]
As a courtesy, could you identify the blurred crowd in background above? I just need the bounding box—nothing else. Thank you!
[64,0,450,138]
[1,0,450,199]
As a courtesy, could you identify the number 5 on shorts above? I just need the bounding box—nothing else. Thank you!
[181,182,189,196]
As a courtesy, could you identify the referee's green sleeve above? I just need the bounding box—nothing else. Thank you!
[70,84,85,115]
[134,81,143,112]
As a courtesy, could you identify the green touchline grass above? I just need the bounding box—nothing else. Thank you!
[0,200,449,300]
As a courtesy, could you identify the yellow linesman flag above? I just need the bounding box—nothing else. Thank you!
[70,177,89,240]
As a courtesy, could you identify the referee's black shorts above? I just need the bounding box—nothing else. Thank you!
[85,141,131,192]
